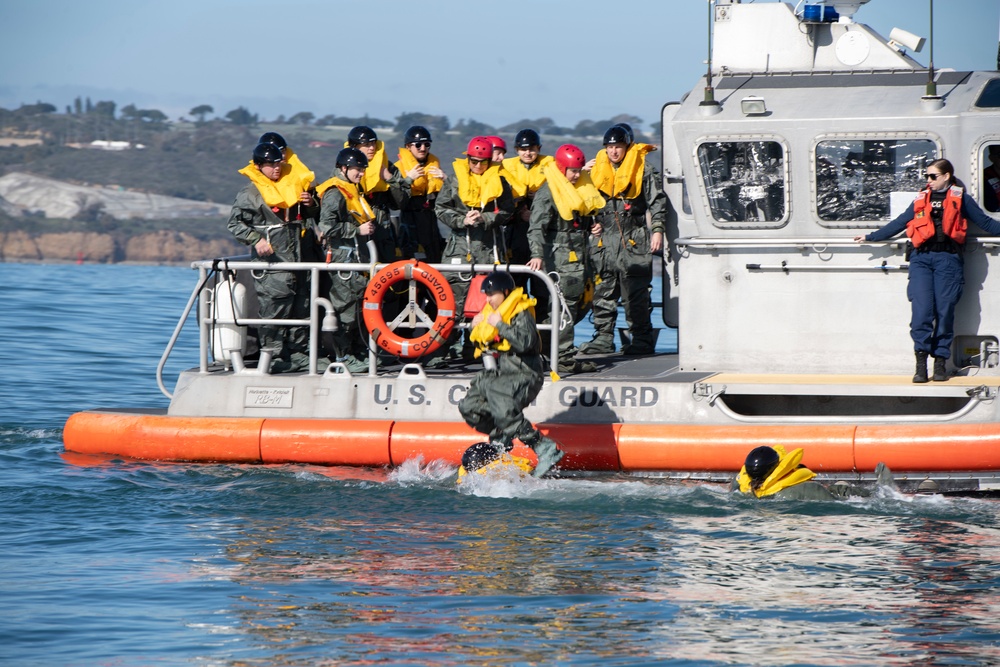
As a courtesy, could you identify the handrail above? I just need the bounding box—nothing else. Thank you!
[157,258,562,399]
[675,236,1000,249]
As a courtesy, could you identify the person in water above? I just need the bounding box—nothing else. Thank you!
[456,440,534,481]
[733,445,895,500]
[855,158,1000,382]
[458,270,564,477]
[226,142,318,373]
[527,143,606,375]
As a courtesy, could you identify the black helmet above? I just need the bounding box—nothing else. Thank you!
[252,142,284,165]
[257,131,287,151]
[336,147,369,169]
[404,125,432,145]
[514,129,541,149]
[347,125,378,146]
[481,271,515,295]
[744,446,781,486]
[613,123,634,144]
[461,442,502,472]
[603,125,631,146]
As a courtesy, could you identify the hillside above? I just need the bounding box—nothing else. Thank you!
[0,108,630,263]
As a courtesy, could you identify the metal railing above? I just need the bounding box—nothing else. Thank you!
[156,257,563,399]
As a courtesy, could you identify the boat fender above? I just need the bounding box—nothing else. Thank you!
[362,260,456,358]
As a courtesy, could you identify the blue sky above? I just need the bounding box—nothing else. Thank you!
[2,0,997,131]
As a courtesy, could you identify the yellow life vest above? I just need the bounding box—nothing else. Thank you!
[502,155,554,197]
[315,176,375,224]
[590,143,655,199]
[544,166,607,221]
[453,159,505,209]
[498,164,527,199]
[457,452,534,482]
[238,152,315,209]
[468,287,536,356]
[736,445,818,498]
[395,148,443,197]
[343,139,390,195]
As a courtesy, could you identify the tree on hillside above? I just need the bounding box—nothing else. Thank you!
[453,118,496,136]
[141,109,167,123]
[92,101,116,119]
[190,104,214,123]
[289,111,314,126]
[394,112,449,135]
[73,97,83,115]
[15,102,57,116]
[120,103,140,121]
[225,106,258,126]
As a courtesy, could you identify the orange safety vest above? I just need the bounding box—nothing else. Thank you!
[906,185,967,248]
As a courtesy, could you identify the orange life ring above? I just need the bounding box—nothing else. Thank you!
[362,260,456,358]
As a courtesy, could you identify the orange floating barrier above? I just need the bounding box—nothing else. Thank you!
[389,421,485,467]
[617,424,858,472]
[261,419,393,466]
[855,423,1000,471]
[536,423,622,471]
[63,411,263,462]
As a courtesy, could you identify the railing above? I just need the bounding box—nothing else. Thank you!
[675,236,1000,250]
[157,257,563,399]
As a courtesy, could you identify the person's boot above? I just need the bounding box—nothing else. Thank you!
[932,356,947,382]
[578,335,614,355]
[913,351,929,384]
[530,436,564,478]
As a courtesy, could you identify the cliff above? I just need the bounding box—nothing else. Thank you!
[0,229,242,264]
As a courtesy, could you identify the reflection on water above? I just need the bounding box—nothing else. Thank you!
[188,464,1000,666]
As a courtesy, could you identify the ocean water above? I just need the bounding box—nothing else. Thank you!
[2,262,1000,666]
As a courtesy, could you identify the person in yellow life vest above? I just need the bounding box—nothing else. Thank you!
[257,131,323,262]
[579,125,667,356]
[856,158,1000,383]
[395,125,446,263]
[527,144,605,374]
[486,135,507,163]
[733,445,896,499]
[501,129,554,266]
[345,125,410,263]
[314,148,377,374]
[456,441,534,482]
[425,137,515,367]
[458,271,565,478]
[227,142,319,373]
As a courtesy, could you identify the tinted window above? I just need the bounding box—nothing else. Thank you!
[975,78,1000,108]
[697,141,785,223]
[815,139,936,222]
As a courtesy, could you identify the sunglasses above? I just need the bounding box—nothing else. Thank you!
[411,142,431,149]
[468,157,489,164]
[924,172,944,179]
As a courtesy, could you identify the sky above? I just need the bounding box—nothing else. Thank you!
[2,0,998,132]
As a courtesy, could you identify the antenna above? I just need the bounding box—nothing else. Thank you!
[700,0,722,114]
[926,0,937,97]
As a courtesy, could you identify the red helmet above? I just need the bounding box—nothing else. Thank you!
[466,136,493,160]
[486,135,507,152]
[554,144,586,174]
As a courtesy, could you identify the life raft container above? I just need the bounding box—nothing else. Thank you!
[362,260,456,358]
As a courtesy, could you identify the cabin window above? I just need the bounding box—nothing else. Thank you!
[984,143,1000,214]
[974,78,1000,108]
[815,139,936,222]
[697,141,785,224]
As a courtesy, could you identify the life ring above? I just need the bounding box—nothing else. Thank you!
[362,260,456,358]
